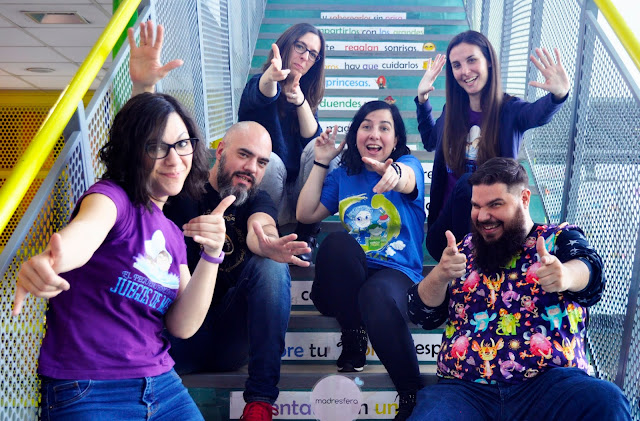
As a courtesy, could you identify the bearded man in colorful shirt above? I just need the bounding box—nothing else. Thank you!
[407,157,630,420]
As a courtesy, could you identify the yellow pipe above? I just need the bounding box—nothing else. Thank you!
[0,0,141,238]
[594,0,640,72]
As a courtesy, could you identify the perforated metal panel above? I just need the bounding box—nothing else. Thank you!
[568,20,640,418]
[0,107,64,248]
[152,0,208,143]
[0,136,88,420]
[228,0,267,122]
[522,0,580,223]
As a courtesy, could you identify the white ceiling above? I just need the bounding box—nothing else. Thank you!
[0,0,114,91]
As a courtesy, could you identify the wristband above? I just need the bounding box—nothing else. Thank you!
[200,250,225,264]
[295,97,306,108]
[391,162,402,179]
[313,160,330,169]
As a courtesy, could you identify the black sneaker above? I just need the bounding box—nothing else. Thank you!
[336,327,368,372]
[394,391,417,420]
[296,233,317,263]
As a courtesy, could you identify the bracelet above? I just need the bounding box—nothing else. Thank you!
[391,162,402,179]
[313,160,330,169]
[200,250,225,264]
[295,97,306,108]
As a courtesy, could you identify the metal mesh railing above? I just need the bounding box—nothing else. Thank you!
[0,0,268,417]
[480,0,640,417]
[0,133,89,420]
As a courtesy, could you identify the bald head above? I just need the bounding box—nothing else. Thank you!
[210,121,272,192]
[222,121,272,152]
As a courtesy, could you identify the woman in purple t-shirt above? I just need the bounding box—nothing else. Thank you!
[415,30,570,260]
[14,93,232,420]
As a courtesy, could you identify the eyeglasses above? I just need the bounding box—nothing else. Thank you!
[293,41,321,62]
[145,137,199,159]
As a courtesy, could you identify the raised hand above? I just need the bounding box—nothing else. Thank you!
[264,43,291,83]
[251,221,311,267]
[535,236,570,293]
[362,158,400,194]
[183,195,236,258]
[284,73,304,106]
[417,54,446,103]
[529,48,570,100]
[436,230,467,283]
[128,20,184,94]
[314,125,345,165]
[13,233,71,316]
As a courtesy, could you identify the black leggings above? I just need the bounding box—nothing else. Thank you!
[311,231,422,393]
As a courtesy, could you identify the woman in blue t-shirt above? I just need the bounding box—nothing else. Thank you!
[416,30,570,261]
[297,100,425,420]
[14,93,233,420]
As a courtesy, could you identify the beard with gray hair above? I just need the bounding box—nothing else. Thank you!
[216,152,258,206]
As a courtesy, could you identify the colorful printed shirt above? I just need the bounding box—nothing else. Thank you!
[38,180,186,379]
[408,224,604,384]
[320,155,425,283]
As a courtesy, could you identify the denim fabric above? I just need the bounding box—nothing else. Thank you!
[40,369,202,421]
[170,255,291,404]
[408,367,631,421]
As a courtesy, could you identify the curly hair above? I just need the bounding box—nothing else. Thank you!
[340,100,410,175]
[99,93,209,210]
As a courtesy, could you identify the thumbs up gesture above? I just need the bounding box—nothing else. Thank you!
[535,236,569,293]
[13,233,71,316]
[435,230,467,284]
[183,195,236,258]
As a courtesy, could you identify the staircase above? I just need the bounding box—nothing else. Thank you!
[183,1,545,419]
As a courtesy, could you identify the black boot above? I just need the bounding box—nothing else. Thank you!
[336,327,368,372]
[394,391,417,420]
[294,222,320,263]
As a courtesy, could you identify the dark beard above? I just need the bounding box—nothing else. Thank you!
[471,208,528,272]
[216,153,257,206]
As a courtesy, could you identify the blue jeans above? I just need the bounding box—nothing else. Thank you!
[40,369,203,421]
[169,256,291,404]
[408,367,631,420]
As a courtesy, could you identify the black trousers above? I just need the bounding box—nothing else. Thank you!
[311,231,423,393]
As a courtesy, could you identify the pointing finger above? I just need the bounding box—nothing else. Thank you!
[12,285,28,316]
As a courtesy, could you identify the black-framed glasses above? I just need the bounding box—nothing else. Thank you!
[145,137,199,159]
[293,41,321,62]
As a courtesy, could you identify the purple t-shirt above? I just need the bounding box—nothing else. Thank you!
[38,180,187,379]
[444,109,483,203]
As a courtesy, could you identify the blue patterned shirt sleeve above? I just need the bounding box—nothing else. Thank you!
[407,282,449,330]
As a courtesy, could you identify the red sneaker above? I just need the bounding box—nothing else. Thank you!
[239,401,277,421]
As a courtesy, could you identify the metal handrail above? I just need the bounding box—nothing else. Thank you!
[594,0,640,72]
[0,0,141,238]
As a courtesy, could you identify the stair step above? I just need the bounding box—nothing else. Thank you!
[254,49,442,59]
[265,3,465,13]
[259,32,456,42]
[183,363,437,390]
[262,17,468,26]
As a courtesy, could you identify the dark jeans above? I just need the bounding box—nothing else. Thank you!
[40,369,203,421]
[426,173,472,261]
[408,367,631,420]
[169,256,291,405]
[311,232,423,394]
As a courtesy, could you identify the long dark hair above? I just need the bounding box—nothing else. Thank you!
[99,93,209,210]
[262,23,326,113]
[340,101,409,175]
[443,30,512,176]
